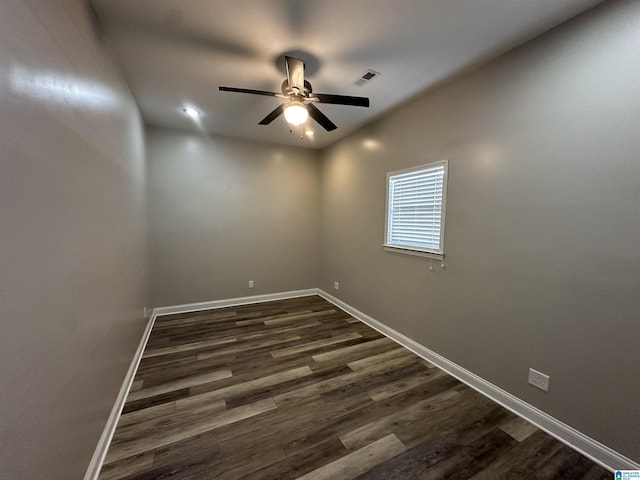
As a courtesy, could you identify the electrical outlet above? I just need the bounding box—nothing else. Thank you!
[334,281,339,290]
[528,368,550,392]
[248,280,254,288]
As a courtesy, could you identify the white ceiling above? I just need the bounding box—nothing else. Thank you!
[91,0,603,149]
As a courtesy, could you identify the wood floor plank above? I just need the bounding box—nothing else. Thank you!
[395,387,500,449]
[499,415,539,442]
[311,337,396,363]
[235,310,312,326]
[213,396,331,450]
[153,310,238,327]
[212,433,287,480]
[155,315,235,328]
[263,309,340,325]
[366,367,442,401]
[99,295,612,480]
[234,308,337,327]
[197,334,303,360]
[111,400,227,446]
[237,319,323,339]
[279,376,460,457]
[116,402,176,428]
[416,428,517,479]
[249,437,349,480]
[175,366,313,410]
[347,346,416,371]
[121,431,223,480]
[339,387,460,450]
[97,451,154,480]
[273,356,416,406]
[105,398,277,464]
[121,388,190,415]
[151,429,221,471]
[270,332,362,358]
[293,433,406,480]
[467,430,564,480]
[352,406,513,479]
[129,379,144,392]
[186,354,319,393]
[125,369,232,402]
[142,336,237,358]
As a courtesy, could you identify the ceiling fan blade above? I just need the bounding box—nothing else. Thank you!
[258,104,286,125]
[307,103,337,131]
[314,93,369,107]
[219,86,282,97]
[285,56,305,93]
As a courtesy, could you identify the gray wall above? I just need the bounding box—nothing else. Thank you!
[0,1,148,479]
[319,0,640,462]
[146,127,320,307]
[3,0,636,476]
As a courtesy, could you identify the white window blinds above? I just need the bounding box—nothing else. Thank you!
[385,160,448,256]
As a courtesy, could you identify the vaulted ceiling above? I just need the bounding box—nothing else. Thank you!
[91,0,603,149]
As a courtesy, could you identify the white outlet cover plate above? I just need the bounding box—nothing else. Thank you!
[528,368,550,392]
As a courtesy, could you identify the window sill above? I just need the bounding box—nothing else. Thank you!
[383,244,444,261]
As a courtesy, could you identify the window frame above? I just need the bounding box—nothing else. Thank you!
[383,159,449,260]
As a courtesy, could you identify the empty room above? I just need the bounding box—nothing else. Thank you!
[1,0,639,479]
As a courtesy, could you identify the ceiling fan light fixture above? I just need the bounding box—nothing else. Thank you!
[284,103,308,125]
[219,56,368,132]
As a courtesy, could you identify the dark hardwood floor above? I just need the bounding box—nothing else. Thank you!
[99,295,611,480]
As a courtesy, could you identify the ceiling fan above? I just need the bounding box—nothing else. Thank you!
[219,56,369,132]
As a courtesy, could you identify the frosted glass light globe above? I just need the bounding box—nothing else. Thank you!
[284,104,308,125]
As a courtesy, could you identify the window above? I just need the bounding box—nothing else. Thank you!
[384,160,448,259]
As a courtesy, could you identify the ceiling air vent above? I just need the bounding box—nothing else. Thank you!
[354,69,380,86]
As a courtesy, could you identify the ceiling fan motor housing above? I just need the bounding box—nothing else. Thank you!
[281,79,313,98]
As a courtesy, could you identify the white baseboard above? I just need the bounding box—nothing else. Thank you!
[153,289,319,317]
[83,311,158,480]
[85,288,638,477]
[83,288,320,479]
[317,289,639,472]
